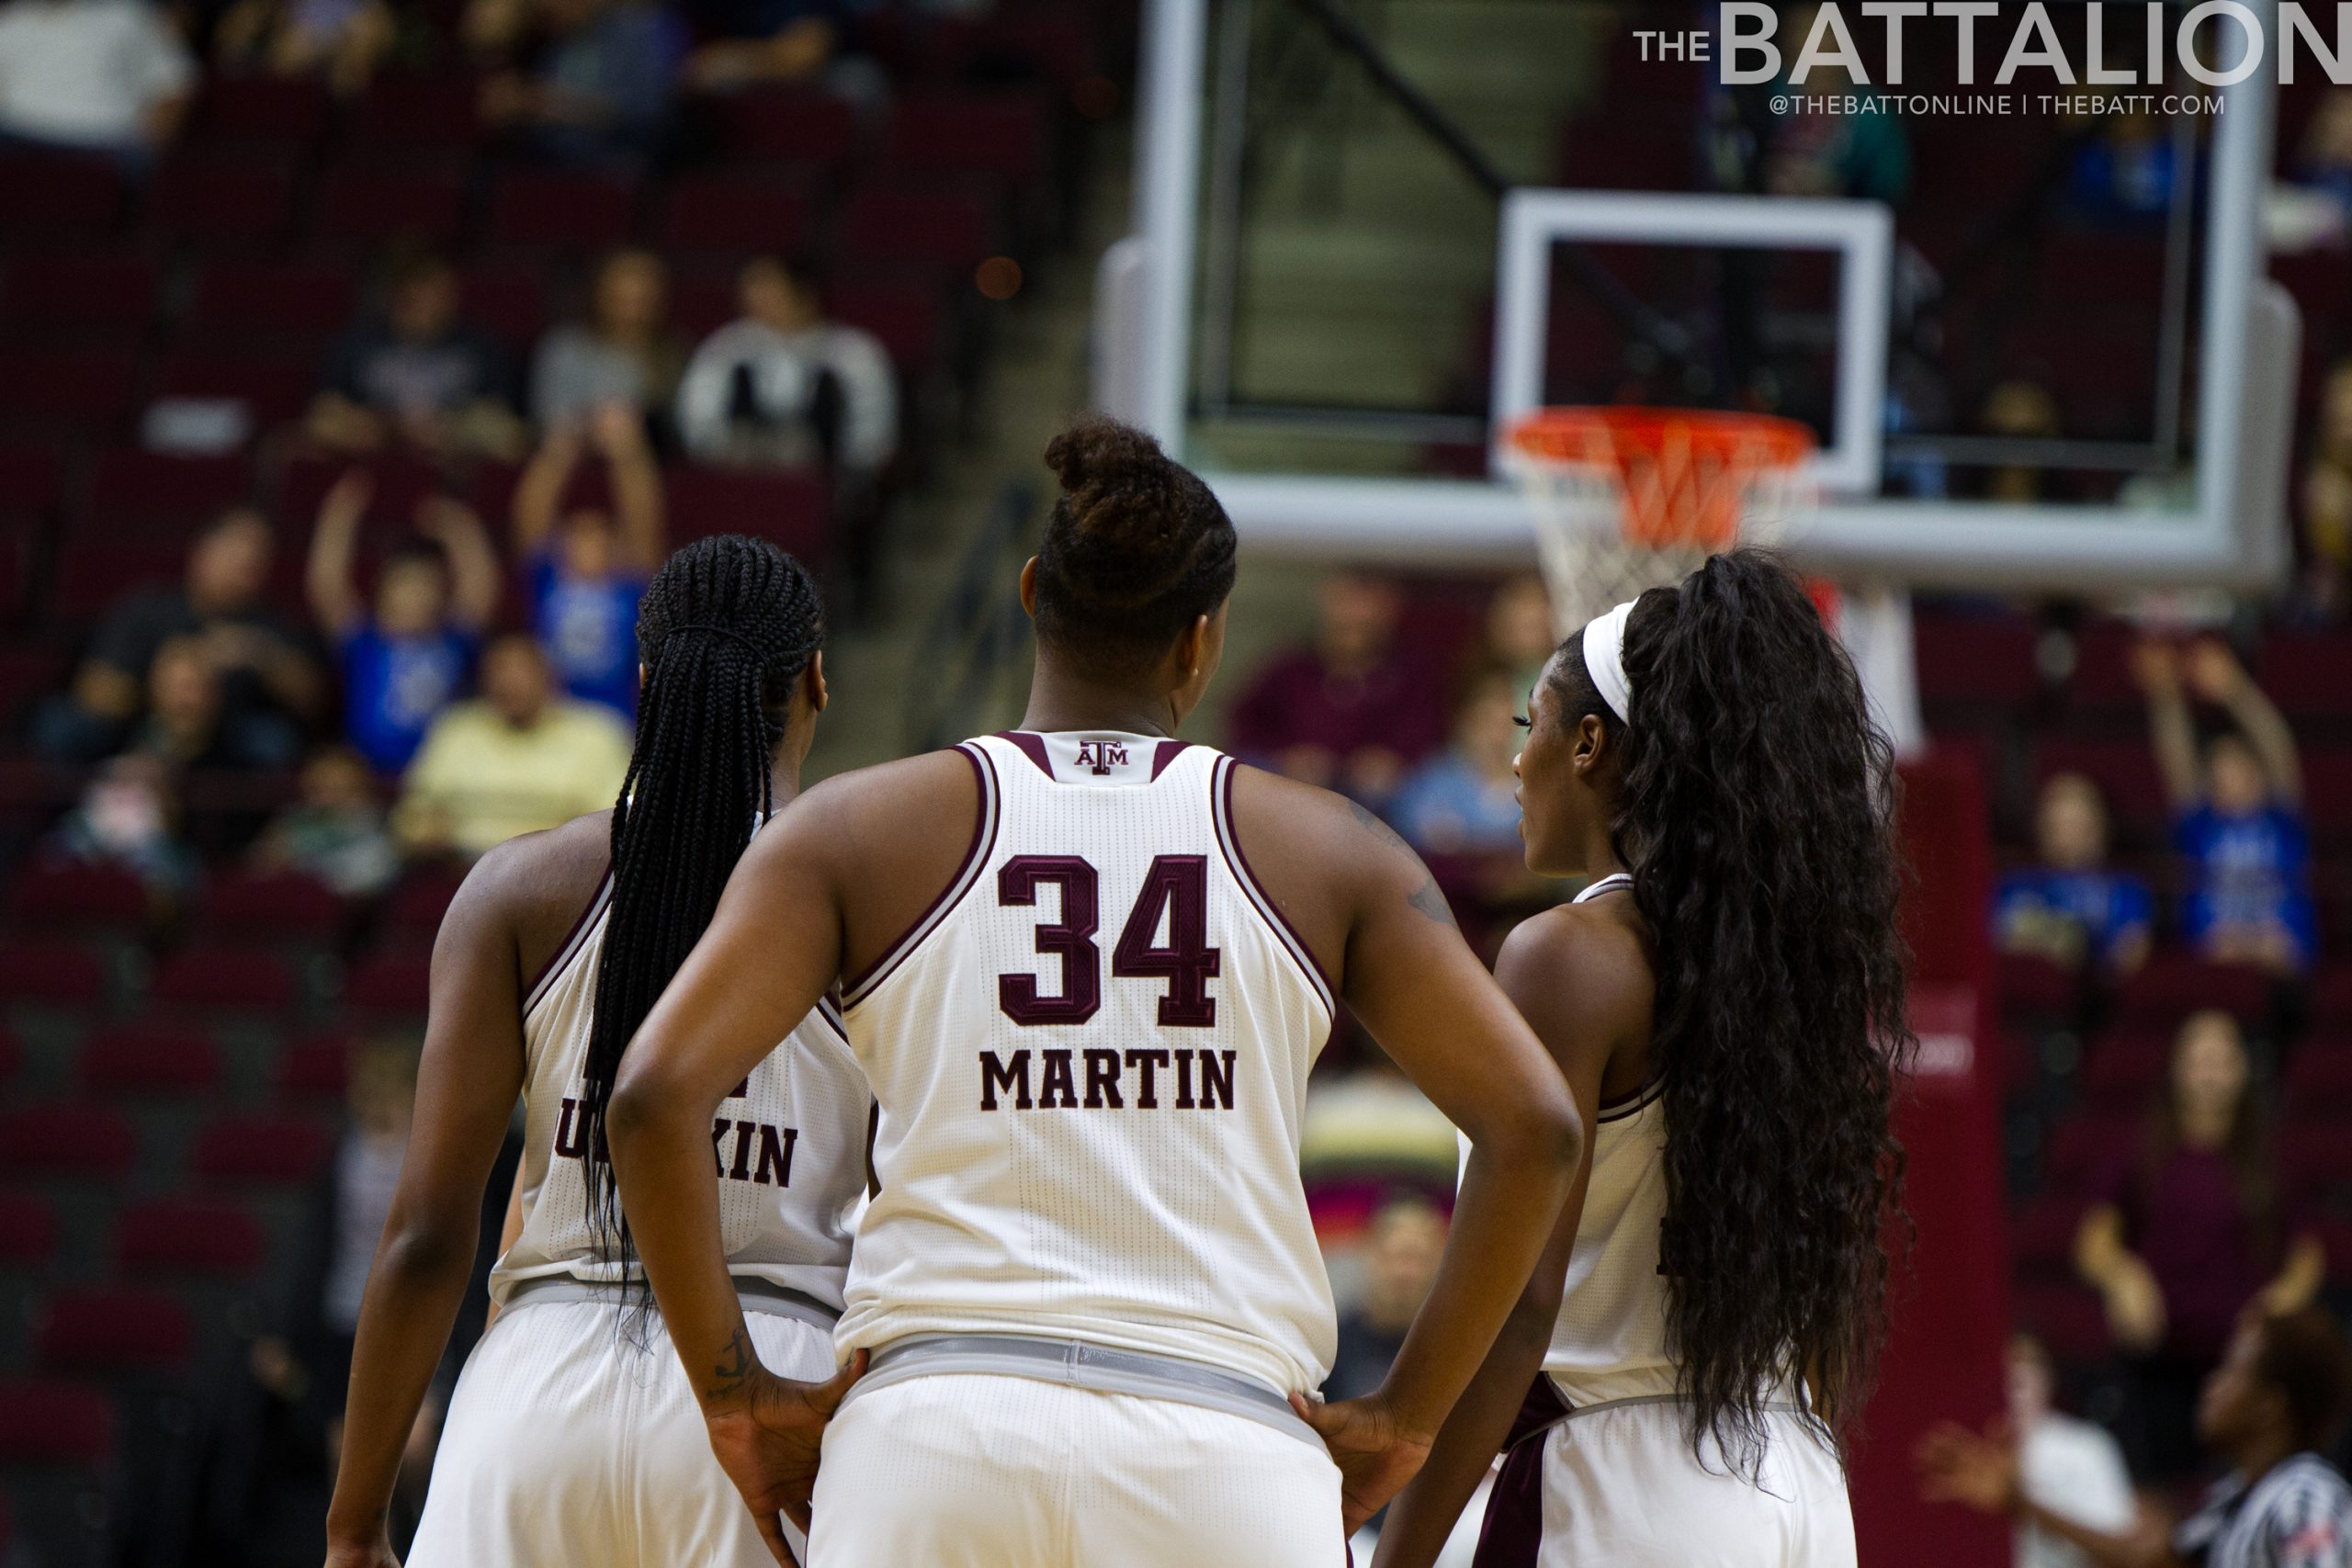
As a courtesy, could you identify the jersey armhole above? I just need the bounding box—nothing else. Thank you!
[522,869,613,1021]
[841,741,1001,1010]
[1210,755,1338,1018]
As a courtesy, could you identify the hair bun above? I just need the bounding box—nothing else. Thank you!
[1044,418,1175,534]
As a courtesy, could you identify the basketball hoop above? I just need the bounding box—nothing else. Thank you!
[1502,407,1817,634]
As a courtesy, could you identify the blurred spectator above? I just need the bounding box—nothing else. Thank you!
[678,0,881,103]
[1325,1198,1447,1404]
[1980,378,2063,503]
[0,0,193,160]
[2273,89,2352,253]
[40,751,198,901]
[1482,573,1557,703]
[210,0,393,96]
[2139,639,2318,975]
[477,0,682,165]
[529,249,685,434]
[1919,1309,2352,1568]
[1387,667,1524,857]
[394,633,631,858]
[32,508,319,764]
[1761,5,1908,202]
[2000,1331,2139,1568]
[675,254,899,479]
[2297,359,2352,621]
[250,745,398,897]
[512,404,662,719]
[309,254,527,462]
[137,632,301,771]
[2068,107,2184,226]
[1993,773,2154,976]
[307,472,500,776]
[1227,572,1446,804]
[2075,1010,2324,1484]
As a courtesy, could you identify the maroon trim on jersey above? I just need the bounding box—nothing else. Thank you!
[994,729,1053,777]
[842,741,1001,1009]
[1211,755,1337,1015]
[816,991,851,1043]
[522,869,613,1018]
[1149,739,1193,781]
[1472,1375,1569,1568]
[1597,1077,1665,1122]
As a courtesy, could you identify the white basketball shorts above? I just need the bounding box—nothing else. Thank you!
[805,1371,1348,1568]
[407,1292,836,1568]
[1530,1397,1856,1568]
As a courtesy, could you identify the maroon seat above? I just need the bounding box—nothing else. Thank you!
[199,868,345,938]
[0,1190,58,1268]
[1995,951,2079,1021]
[0,1377,116,1465]
[713,89,858,167]
[2282,1118,2352,1199]
[316,165,468,249]
[2064,622,2147,713]
[2012,1280,2109,1363]
[2042,1111,2135,1190]
[0,442,63,521]
[2111,955,2272,1030]
[0,648,65,721]
[273,1030,355,1102]
[8,863,152,930]
[149,156,300,251]
[837,186,995,271]
[52,540,193,624]
[881,92,1048,184]
[0,153,123,239]
[352,72,482,151]
[487,168,639,253]
[667,264,743,339]
[148,944,299,1012]
[76,1021,224,1098]
[2285,1041,2352,1114]
[2256,632,2352,722]
[2304,751,2352,844]
[2028,739,2170,839]
[656,173,813,258]
[1913,613,2043,706]
[152,352,318,431]
[85,448,252,531]
[36,1287,195,1375]
[2080,1032,2171,1109]
[2010,1194,2088,1273]
[191,74,332,149]
[830,277,944,374]
[664,466,829,559]
[187,258,358,345]
[0,347,140,429]
[458,265,548,355]
[190,1111,334,1186]
[382,868,464,939]
[2312,1214,2352,1285]
[0,939,109,1007]
[0,254,161,340]
[2319,964,2352,1031]
[345,951,432,1016]
[0,1103,137,1180]
[113,1197,266,1277]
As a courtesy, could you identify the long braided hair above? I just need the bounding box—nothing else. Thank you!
[578,534,825,1268]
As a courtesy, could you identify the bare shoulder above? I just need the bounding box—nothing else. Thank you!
[452,810,614,979]
[783,750,978,841]
[1494,897,1653,1047]
[775,749,985,980]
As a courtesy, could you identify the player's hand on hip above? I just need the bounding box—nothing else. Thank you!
[1288,1389,1435,1536]
[704,1348,868,1564]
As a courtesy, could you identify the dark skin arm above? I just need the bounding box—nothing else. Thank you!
[321,819,607,1566]
[1230,769,1586,1533]
[1369,897,1650,1567]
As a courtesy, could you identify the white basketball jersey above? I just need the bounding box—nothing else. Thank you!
[838,731,1338,1395]
[1543,873,1678,1405]
[491,870,873,1310]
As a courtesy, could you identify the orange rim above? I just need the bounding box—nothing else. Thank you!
[1505,406,1815,550]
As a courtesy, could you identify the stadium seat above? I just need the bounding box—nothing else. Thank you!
[2041,1111,2134,1190]
[0,254,161,341]
[2009,1194,2088,1274]
[273,1031,355,1103]
[663,466,829,559]
[148,945,299,1013]
[51,539,198,624]
[152,351,318,432]
[35,1287,195,1376]
[2111,956,2273,1030]
[113,1197,266,1278]
[84,448,253,532]
[351,72,482,152]
[831,276,946,374]
[0,1104,137,1181]
[7,863,153,931]
[148,156,300,252]
[457,265,549,355]
[382,869,464,941]
[316,165,468,250]
[487,168,640,254]
[0,153,122,240]
[2079,1033,2171,1109]
[0,1377,115,1465]
[837,186,996,271]
[0,1190,58,1269]
[189,1111,334,1187]
[2318,964,2352,1031]
[186,258,359,345]
[76,1021,225,1099]
[2285,1042,2352,1114]
[0,442,63,524]
[656,173,814,259]
[0,940,110,1009]
[712,89,859,167]
[1995,951,2079,1022]
[1911,613,2043,708]
[198,869,345,940]
[2027,739,2170,840]
[0,346,140,430]
[2011,1280,2109,1363]
[2282,1120,2352,1201]
[344,951,432,1017]
[190,73,332,149]
[881,92,1049,184]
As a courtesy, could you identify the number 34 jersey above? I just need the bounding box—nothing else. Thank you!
[838,731,1340,1396]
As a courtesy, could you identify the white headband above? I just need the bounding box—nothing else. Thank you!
[1581,599,1636,722]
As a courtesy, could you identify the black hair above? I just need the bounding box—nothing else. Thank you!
[1547,548,1913,1469]
[1031,417,1237,676]
[578,535,825,1268]
[2255,1307,2352,1452]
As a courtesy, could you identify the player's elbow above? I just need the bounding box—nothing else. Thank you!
[1485,1076,1583,1184]
[604,1046,675,1168]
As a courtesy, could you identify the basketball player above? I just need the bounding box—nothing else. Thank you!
[322,537,868,1568]
[1374,550,1911,1568]
[604,418,1583,1566]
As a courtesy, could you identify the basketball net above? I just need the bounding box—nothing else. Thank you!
[1502,407,1819,635]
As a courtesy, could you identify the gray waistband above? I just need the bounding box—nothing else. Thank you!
[843,1333,1324,1450]
[503,1275,841,1336]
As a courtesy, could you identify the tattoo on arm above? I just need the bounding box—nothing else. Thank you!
[708,1323,757,1403]
[1347,800,1458,930]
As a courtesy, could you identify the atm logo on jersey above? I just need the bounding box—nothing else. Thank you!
[554,1085,800,1187]
[978,1047,1238,1111]
[1073,739,1128,774]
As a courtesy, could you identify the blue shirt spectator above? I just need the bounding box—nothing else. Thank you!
[529,552,643,719]
[510,406,665,723]
[1388,669,1525,857]
[339,622,478,775]
[2175,804,2318,971]
[1994,773,2154,973]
